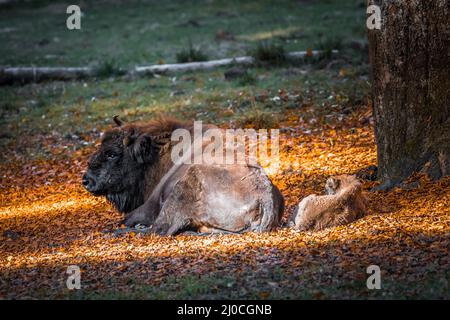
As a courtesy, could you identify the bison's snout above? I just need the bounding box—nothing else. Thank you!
[82,172,97,193]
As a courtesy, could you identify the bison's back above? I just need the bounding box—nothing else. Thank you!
[168,164,283,233]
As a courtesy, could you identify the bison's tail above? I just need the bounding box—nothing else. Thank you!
[255,185,284,232]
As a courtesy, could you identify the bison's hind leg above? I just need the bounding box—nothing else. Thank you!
[149,216,191,236]
[292,194,316,230]
[180,228,242,236]
[110,224,151,237]
[149,168,203,235]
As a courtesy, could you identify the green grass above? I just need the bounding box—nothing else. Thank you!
[0,64,370,160]
[175,41,209,63]
[67,268,450,300]
[0,0,370,159]
[93,59,126,78]
[250,41,287,66]
[0,0,367,67]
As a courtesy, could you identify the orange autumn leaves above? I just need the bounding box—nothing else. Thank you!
[0,104,449,299]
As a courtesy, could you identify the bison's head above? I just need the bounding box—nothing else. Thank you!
[325,174,360,195]
[82,116,163,211]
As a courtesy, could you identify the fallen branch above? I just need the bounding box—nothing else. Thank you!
[134,50,338,75]
[0,50,338,84]
[134,56,254,75]
[0,67,93,85]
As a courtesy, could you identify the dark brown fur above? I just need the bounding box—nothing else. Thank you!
[83,117,187,213]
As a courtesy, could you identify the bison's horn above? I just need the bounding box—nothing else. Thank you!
[113,115,124,127]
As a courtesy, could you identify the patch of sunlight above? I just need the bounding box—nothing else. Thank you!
[238,26,302,42]
[0,197,105,219]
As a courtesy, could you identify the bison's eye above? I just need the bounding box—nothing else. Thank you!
[106,152,118,160]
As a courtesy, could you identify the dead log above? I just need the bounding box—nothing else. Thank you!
[0,67,93,85]
[134,56,254,75]
[0,50,338,84]
[134,50,338,75]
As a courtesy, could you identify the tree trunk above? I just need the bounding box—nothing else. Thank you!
[367,0,449,190]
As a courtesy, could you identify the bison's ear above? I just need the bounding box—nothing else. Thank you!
[325,177,340,195]
[124,131,158,164]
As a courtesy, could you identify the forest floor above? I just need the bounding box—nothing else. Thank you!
[0,0,449,299]
[1,99,449,299]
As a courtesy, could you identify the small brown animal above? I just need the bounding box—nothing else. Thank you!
[290,175,367,231]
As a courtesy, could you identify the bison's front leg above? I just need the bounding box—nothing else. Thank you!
[147,172,201,235]
[124,197,160,228]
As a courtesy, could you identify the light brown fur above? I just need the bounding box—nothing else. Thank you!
[290,175,367,231]
[86,116,284,236]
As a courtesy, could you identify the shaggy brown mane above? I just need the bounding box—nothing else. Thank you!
[122,117,190,135]
[101,117,191,143]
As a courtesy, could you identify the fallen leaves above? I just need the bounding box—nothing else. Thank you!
[0,104,449,299]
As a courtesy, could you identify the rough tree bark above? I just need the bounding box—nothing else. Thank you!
[367,0,449,190]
